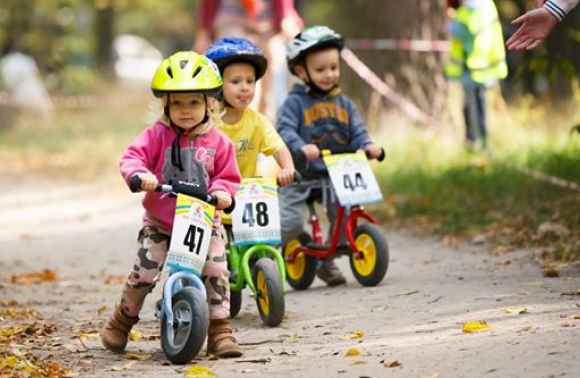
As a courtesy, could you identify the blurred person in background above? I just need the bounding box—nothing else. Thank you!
[194,0,303,119]
[445,0,508,153]
[506,0,578,50]
[0,37,54,121]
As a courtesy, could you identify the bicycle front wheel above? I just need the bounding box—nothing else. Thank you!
[160,287,209,364]
[252,258,285,327]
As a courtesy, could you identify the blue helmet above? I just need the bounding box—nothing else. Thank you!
[204,37,268,80]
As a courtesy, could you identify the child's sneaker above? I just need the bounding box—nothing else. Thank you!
[316,259,346,286]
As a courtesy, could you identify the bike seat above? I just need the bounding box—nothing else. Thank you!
[305,242,327,251]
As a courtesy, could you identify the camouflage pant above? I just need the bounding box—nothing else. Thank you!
[119,225,231,319]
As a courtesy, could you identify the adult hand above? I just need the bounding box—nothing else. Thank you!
[506,8,559,51]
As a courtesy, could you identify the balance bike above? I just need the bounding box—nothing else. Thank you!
[130,176,231,364]
[283,148,389,289]
[224,175,298,327]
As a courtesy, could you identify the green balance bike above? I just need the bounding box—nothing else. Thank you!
[224,174,299,327]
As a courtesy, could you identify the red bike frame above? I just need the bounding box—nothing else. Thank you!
[286,204,379,263]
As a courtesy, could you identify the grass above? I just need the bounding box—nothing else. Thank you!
[370,86,580,260]
[0,88,150,181]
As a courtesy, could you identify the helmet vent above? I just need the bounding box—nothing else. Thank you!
[192,66,202,79]
[180,60,188,69]
[166,66,173,78]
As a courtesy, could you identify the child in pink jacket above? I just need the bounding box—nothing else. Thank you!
[101,51,243,358]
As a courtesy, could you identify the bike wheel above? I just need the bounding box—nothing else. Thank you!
[349,224,389,287]
[283,232,316,290]
[252,258,285,327]
[160,287,209,364]
[230,288,242,319]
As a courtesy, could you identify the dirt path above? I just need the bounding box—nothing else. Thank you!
[1,177,579,378]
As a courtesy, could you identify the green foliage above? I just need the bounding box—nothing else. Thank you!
[373,94,580,258]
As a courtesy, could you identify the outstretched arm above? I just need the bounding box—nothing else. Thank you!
[506,8,559,50]
[507,0,579,51]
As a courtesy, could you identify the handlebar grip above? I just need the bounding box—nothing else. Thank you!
[293,171,302,184]
[292,149,308,171]
[222,197,235,214]
[377,148,386,162]
[129,175,142,193]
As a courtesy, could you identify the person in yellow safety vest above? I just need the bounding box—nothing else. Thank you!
[445,0,508,152]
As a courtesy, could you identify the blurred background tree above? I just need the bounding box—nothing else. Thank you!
[0,0,579,105]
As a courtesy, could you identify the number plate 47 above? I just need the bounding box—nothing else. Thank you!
[166,194,215,276]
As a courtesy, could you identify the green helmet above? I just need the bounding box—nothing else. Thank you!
[151,51,223,98]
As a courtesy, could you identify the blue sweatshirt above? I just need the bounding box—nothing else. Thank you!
[277,83,373,178]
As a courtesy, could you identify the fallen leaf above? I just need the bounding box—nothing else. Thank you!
[10,269,58,284]
[517,326,534,334]
[339,331,364,340]
[352,360,365,365]
[384,360,401,368]
[125,352,152,361]
[542,266,559,278]
[129,330,143,341]
[500,307,528,314]
[561,288,580,296]
[345,348,360,356]
[441,235,459,247]
[569,314,580,320]
[97,305,107,314]
[0,309,38,319]
[184,366,218,378]
[284,332,299,344]
[462,320,494,333]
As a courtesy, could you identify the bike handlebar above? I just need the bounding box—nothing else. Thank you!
[129,175,235,213]
[292,147,385,171]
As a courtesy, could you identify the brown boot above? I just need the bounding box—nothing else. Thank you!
[207,319,243,358]
[101,305,139,353]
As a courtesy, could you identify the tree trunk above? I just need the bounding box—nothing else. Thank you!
[320,0,448,125]
[95,1,115,79]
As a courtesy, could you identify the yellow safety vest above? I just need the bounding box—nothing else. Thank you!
[445,0,508,84]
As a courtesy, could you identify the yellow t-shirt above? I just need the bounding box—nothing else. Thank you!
[219,108,286,178]
[218,108,286,226]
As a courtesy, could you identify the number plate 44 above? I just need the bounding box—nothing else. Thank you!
[323,151,383,206]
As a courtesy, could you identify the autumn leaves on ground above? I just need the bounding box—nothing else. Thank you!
[1,98,580,376]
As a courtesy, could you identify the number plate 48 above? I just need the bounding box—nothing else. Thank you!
[231,177,281,246]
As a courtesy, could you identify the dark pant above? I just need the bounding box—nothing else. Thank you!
[463,84,487,144]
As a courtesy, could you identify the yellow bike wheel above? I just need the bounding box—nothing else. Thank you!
[349,224,389,287]
[282,233,316,290]
[252,259,284,327]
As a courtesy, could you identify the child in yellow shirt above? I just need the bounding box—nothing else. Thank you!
[205,37,295,185]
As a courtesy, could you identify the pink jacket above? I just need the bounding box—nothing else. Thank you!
[197,0,303,38]
[120,121,241,230]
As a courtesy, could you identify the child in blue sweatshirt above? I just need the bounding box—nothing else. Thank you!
[277,26,382,286]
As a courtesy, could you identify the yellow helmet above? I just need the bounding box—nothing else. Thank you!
[151,51,223,98]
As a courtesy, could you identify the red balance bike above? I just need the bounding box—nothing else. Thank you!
[283,148,389,289]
